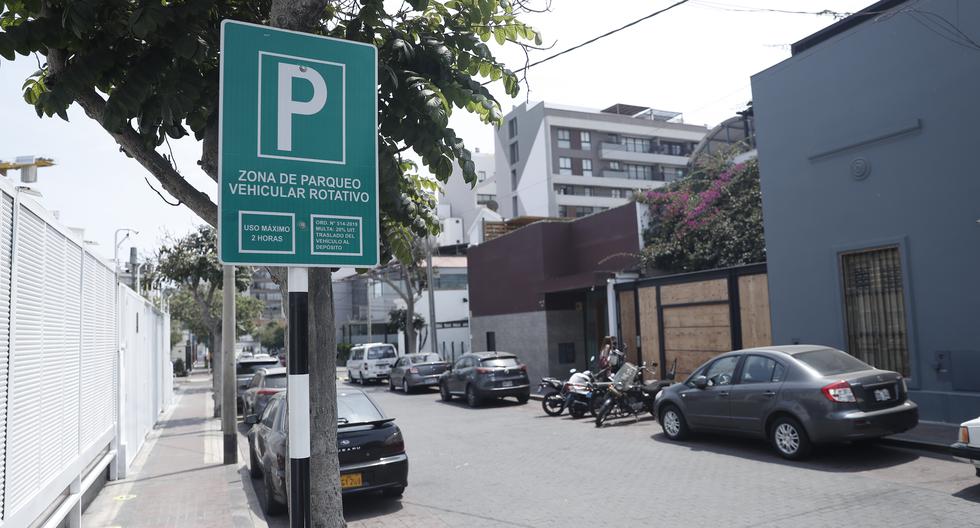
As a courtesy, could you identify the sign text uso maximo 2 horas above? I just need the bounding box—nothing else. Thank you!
[218,20,378,267]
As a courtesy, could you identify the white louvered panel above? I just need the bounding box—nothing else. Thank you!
[79,254,115,452]
[60,238,82,468]
[37,225,67,484]
[5,208,46,514]
[0,192,15,519]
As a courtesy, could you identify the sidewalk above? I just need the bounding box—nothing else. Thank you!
[82,372,267,528]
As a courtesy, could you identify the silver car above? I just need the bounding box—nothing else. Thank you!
[654,345,918,460]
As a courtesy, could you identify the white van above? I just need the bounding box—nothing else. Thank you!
[346,343,398,384]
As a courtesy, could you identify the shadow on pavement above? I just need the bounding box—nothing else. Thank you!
[952,482,980,504]
[436,396,529,410]
[342,493,404,522]
[649,432,920,472]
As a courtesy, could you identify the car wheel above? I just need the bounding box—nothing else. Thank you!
[516,394,529,404]
[358,372,365,385]
[382,485,405,498]
[466,385,481,407]
[440,381,453,402]
[347,370,353,382]
[402,379,410,394]
[262,472,285,515]
[770,416,812,460]
[388,377,396,391]
[248,441,262,479]
[660,405,690,441]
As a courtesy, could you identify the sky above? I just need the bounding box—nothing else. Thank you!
[0,0,873,262]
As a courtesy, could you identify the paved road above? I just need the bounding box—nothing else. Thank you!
[253,380,980,527]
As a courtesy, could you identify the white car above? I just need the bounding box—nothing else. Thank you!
[953,416,980,477]
[346,343,398,384]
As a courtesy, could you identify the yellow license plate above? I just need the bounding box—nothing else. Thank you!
[340,473,363,489]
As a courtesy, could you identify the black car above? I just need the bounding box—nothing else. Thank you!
[653,345,918,460]
[246,389,409,515]
[389,353,450,392]
[439,352,531,407]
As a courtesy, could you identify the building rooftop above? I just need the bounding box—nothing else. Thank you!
[791,0,909,55]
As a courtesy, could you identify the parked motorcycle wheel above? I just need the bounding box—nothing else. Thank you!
[542,391,565,416]
[569,406,586,419]
[594,397,614,428]
[589,395,603,417]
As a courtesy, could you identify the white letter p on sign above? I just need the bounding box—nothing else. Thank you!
[277,63,327,152]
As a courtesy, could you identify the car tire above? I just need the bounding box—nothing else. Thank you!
[516,394,529,404]
[388,377,396,391]
[358,372,365,385]
[382,485,405,498]
[248,441,262,479]
[466,385,481,407]
[347,370,353,382]
[770,415,812,460]
[403,379,410,394]
[440,381,453,402]
[659,405,690,441]
[262,473,285,516]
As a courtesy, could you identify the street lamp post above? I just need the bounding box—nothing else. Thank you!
[113,228,138,273]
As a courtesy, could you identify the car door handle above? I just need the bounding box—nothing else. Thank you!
[763,391,776,398]
[718,391,730,398]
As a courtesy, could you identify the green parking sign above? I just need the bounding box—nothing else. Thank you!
[218,20,378,267]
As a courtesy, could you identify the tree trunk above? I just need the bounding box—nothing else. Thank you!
[308,268,344,527]
[211,329,222,418]
[403,270,417,356]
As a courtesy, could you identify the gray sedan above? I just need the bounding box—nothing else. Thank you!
[388,353,449,393]
[654,345,918,460]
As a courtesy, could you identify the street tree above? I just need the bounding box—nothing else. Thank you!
[1,1,539,524]
[369,237,430,355]
[387,307,426,351]
[258,320,286,354]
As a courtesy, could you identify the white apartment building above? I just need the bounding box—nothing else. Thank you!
[436,148,500,246]
[495,101,708,219]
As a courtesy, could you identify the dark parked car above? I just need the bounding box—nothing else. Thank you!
[246,389,408,515]
[241,366,286,417]
[236,355,280,410]
[439,352,530,407]
[389,353,450,392]
[654,345,918,460]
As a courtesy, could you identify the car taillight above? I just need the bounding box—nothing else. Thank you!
[409,367,419,374]
[383,429,405,455]
[257,389,278,395]
[476,367,492,374]
[821,380,856,403]
[959,426,971,444]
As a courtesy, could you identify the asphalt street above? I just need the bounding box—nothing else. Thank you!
[250,380,980,528]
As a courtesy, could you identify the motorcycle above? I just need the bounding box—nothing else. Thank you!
[594,359,676,428]
[564,369,609,419]
[538,376,567,416]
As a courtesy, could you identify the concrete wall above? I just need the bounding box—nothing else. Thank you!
[471,311,549,384]
[751,0,980,423]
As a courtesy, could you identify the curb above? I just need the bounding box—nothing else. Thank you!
[879,437,956,456]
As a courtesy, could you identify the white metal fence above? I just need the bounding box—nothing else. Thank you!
[0,177,172,528]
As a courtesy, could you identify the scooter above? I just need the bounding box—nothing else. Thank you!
[538,377,566,416]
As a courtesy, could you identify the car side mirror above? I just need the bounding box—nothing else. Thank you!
[245,414,259,425]
[692,375,708,390]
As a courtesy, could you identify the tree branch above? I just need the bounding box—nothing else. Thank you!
[46,48,218,227]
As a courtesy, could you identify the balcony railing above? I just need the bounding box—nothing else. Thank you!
[600,141,691,156]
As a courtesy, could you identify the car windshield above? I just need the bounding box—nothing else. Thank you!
[337,391,385,424]
[795,348,872,376]
[237,361,278,375]
[367,346,397,360]
[264,374,287,389]
[412,354,442,364]
[481,357,519,367]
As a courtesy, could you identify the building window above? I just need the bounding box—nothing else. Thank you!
[609,161,621,171]
[582,159,593,177]
[433,273,468,290]
[575,206,594,218]
[557,129,571,149]
[622,136,652,153]
[478,170,487,181]
[558,157,572,175]
[508,118,518,138]
[580,131,591,150]
[610,188,623,198]
[509,142,519,164]
[512,196,518,216]
[624,163,655,180]
[558,206,568,217]
[510,169,517,190]
[841,247,910,376]
[476,193,496,204]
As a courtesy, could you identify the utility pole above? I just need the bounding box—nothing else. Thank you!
[287,268,311,527]
[425,238,438,355]
[222,265,237,463]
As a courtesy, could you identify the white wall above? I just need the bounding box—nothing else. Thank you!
[0,176,172,528]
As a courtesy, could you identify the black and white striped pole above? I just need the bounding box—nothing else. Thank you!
[287,267,310,528]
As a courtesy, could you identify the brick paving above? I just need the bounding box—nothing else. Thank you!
[82,373,265,528]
